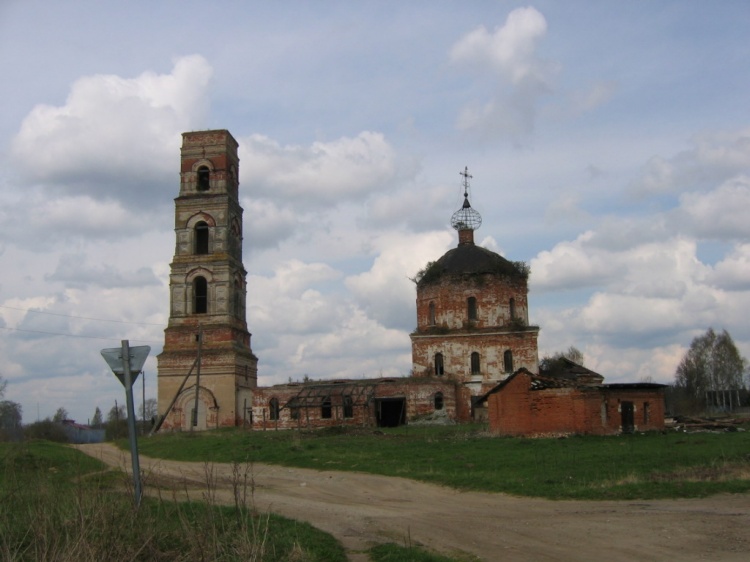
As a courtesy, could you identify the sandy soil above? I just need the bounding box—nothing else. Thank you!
[75,443,749,562]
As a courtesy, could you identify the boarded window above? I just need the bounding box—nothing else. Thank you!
[643,402,650,424]
[468,297,477,321]
[434,392,444,410]
[321,397,332,419]
[269,397,280,421]
[194,276,208,314]
[503,350,513,373]
[434,353,444,376]
[471,352,480,375]
[429,301,436,325]
[197,166,210,191]
[195,221,209,254]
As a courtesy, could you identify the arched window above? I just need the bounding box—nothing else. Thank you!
[509,298,516,320]
[193,276,208,314]
[434,353,444,376]
[471,352,481,375]
[321,397,332,419]
[504,350,514,373]
[343,395,354,418]
[269,397,280,421]
[434,392,444,411]
[195,221,209,254]
[197,166,210,191]
[429,302,436,326]
[468,297,477,321]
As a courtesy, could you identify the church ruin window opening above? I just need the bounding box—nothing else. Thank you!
[269,397,280,421]
[434,392,444,410]
[434,353,444,376]
[643,402,650,424]
[471,352,481,375]
[509,298,516,320]
[321,397,332,419]
[193,276,208,314]
[468,297,477,321]
[195,221,209,254]
[197,166,210,191]
[429,302,436,325]
[503,350,513,373]
[343,395,354,418]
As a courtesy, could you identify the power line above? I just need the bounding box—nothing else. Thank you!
[0,304,164,327]
[0,325,161,345]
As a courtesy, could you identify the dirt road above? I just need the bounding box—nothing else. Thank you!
[76,443,749,561]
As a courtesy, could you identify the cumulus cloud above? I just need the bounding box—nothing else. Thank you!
[449,6,555,140]
[45,253,160,289]
[708,243,750,291]
[10,55,212,208]
[363,183,452,231]
[346,231,453,330]
[629,128,750,197]
[669,175,750,240]
[238,131,399,208]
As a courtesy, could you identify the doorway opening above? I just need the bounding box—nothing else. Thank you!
[620,401,634,434]
[376,398,406,427]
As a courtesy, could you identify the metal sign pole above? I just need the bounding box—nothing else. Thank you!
[121,340,143,507]
[101,341,150,508]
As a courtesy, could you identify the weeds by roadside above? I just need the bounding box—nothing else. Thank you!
[0,441,346,561]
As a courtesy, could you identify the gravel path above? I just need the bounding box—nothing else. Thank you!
[75,443,750,562]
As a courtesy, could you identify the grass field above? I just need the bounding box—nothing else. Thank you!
[0,441,347,561]
[137,423,750,500]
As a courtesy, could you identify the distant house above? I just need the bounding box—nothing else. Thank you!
[59,420,105,444]
[481,368,666,436]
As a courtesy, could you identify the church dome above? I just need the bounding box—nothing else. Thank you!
[416,244,527,287]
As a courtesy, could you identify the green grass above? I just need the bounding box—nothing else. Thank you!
[0,441,346,561]
[136,423,750,500]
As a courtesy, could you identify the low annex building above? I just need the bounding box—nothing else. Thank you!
[251,378,472,430]
[483,368,666,436]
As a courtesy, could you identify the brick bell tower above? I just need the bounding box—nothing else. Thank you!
[157,130,258,431]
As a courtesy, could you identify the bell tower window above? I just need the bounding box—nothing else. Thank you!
[429,301,436,326]
[194,276,208,314]
[195,221,209,254]
[197,166,210,191]
[434,353,444,376]
[509,298,516,320]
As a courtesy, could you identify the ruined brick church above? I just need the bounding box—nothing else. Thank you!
[157,130,665,435]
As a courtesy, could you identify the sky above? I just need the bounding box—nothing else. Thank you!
[1,0,749,424]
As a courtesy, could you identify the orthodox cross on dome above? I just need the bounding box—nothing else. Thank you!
[450,166,482,232]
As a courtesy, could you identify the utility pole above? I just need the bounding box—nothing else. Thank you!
[191,326,203,432]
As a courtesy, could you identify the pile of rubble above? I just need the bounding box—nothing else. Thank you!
[668,416,748,432]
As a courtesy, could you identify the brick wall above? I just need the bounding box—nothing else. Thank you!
[488,372,666,436]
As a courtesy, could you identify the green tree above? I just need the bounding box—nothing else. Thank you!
[91,407,103,428]
[52,407,69,423]
[674,328,747,407]
[0,400,22,431]
[142,398,158,420]
[107,403,126,423]
[540,346,585,371]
